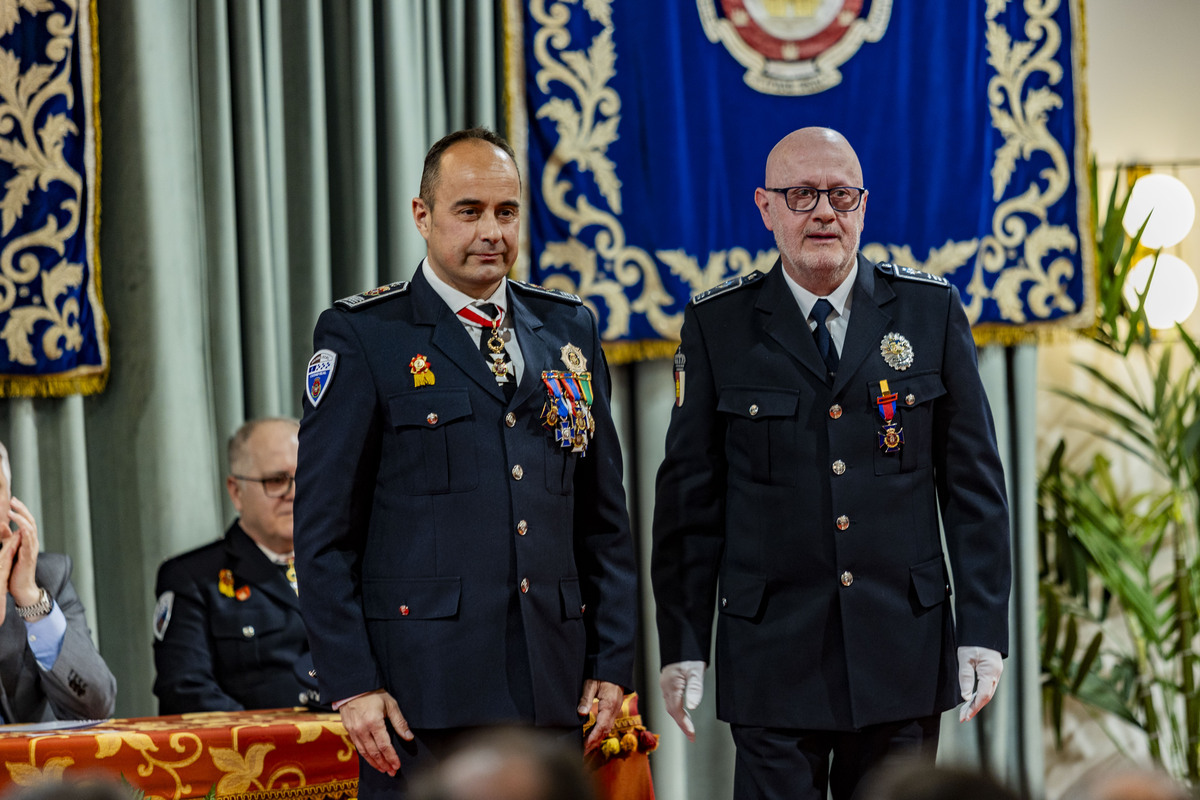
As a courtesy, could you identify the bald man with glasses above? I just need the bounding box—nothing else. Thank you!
[153,417,314,713]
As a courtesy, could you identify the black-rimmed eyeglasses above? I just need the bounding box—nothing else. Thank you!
[765,186,866,213]
[233,473,295,498]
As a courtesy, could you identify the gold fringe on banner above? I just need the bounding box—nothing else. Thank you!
[602,339,680,366]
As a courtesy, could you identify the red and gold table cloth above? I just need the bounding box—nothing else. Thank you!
[0,709,356,800]
[0,700,656,799]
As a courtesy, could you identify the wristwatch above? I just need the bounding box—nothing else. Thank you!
[16,586,52,620]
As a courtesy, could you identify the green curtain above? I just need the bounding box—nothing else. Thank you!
[0,0,500,719]
[0,1,1042,797]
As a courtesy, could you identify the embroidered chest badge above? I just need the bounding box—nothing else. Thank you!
[218,569,251,602]
[409,354,435,387]
[880,332,914,371]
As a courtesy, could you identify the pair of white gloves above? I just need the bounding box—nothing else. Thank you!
[659,646,1003,741]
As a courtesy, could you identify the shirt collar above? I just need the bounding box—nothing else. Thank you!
[782,260,858,320]
[254,540,294,565]
[421,259,508,321]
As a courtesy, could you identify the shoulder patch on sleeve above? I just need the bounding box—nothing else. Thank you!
[692,271,764,305]
[508,279,583,305]
[877,262,949,287]
[153,591,174,641]
[334,281,411,311]
[306,349,338,407]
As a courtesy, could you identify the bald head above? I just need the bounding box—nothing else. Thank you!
[764,127,863,188]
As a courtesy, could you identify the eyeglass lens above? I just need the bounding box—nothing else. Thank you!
[262,475,294,497]
[785,187,863,212]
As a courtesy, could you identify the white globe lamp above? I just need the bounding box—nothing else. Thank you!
[1123,254,1200,329]
[1122,173,1196,249]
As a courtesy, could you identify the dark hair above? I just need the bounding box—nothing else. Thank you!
[419,127,519,207]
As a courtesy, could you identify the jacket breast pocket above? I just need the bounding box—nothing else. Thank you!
[387,389,478,494]
[211,609,285,670]
[869,372,945,476]
[362,576,462,621]
[545,440,578,496]
[718,387,801,485]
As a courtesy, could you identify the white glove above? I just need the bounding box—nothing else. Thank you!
[660,661,706,742]
[957,645,1003,722]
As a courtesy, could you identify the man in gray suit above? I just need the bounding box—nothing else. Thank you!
[0,441,117,724]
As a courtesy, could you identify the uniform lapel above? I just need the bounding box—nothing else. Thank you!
[757,265,828,383]
[831,256,896,397]
[411,270,507,401]
[229,524,300,611]
[506,288,550,410]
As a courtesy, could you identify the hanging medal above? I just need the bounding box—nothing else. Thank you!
[876,379,904,454]
[485,319,512,385]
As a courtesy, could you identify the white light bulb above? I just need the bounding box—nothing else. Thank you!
[1122,173,1196,249]
[1123,254,1199,329]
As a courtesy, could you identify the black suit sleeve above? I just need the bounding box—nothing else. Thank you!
[932,287,1011,655]
[294,308,387,705]
[651,304,727,666]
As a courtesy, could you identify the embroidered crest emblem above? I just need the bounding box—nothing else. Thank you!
[153,591,174,641]
[306,349,337,407]
[880,332,914,371]
[697,0,892,96]
[409,354,435,387]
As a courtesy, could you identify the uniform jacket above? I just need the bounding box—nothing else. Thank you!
[153,521,310,713]
[294,268,638,729]
[0,553,117,723]
[652,255,1011,731]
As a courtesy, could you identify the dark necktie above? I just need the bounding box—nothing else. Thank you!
[460,302,516,401]
[811,298,839,381]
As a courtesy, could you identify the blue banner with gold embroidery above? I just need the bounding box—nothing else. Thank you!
[507,0,1090,360]
[0,0,107,396]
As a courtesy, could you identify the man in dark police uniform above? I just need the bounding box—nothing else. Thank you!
[652,127,1012,800]
[153,417,311,713]
[294,127,637,798]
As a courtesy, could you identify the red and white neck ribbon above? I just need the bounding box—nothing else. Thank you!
[456,303,504,328]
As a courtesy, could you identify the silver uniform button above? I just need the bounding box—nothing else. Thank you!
[721,597,727,607]
[906,393,916,406]
[511,465,524,480]
[836,515,850,530]
[749,404,759,416]
[840,571,853,587]
[832,460,846,475]
[426,412,438,425]
[829,404,843,419]
[505,412,517,427]
[520,578,530,594]
[517,520,528,536]
[242,626,255,638]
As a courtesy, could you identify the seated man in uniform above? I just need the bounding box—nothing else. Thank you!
[152,417,313,713]
[0,440,117,724]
